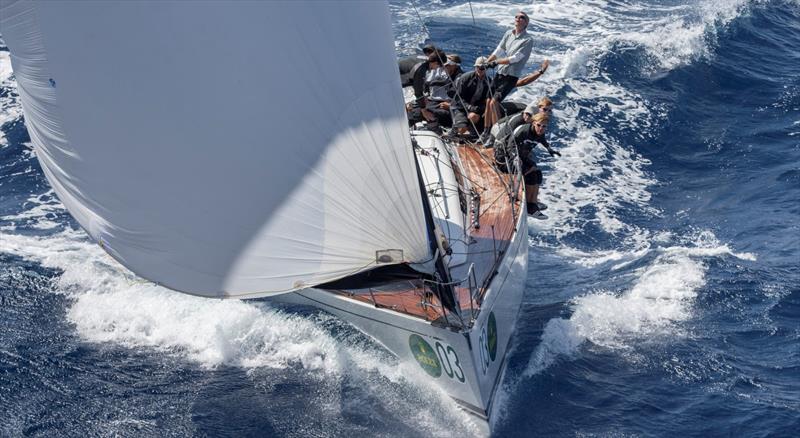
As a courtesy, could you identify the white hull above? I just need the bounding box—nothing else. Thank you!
[267,190,528,432]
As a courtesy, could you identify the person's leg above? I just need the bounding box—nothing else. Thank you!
[452,108,469,134]
[431,106,452,128]
[461,112,480,134]
[526,184,538,203]
[482,100,491,133]
[522,163,546,217]
[407,107,424,126]
[485,76,516,135]
[484,98,498,132]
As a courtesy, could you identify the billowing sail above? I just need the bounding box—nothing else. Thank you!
[0,1,432,297]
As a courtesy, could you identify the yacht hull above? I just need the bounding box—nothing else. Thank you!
[267,196,528,434]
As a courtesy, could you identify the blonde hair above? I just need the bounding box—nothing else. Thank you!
[538,96,553,107]
[532,112,549,124]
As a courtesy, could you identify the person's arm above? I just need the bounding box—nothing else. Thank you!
[453,74,471,111]
[537,136,561,157]
[505,124,528,155]
[487,31,509,63]
[489,33,533,67]
[493,50,524,66]
[412,63,427,100]
[516,59,550,87]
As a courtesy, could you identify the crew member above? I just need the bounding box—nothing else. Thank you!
[407,53,461,130]
[482,11,534,140]
[495,112,560,219]
[399,44,437,87]
[484,101,538,148]
[450,57,492,136]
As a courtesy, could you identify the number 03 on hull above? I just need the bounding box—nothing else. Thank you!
[269,131,529,433]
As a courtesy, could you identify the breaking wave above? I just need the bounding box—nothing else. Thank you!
[0,217,482,435]
[524,236,756,379]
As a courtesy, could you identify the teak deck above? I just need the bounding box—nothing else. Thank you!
[330,143,522,323]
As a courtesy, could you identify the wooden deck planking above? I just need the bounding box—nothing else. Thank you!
[330,142,522,323]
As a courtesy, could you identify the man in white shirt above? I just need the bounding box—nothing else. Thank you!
[483,11,534,141]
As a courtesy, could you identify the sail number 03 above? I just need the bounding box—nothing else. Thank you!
[408,334,465,383]
[435,342,465,383]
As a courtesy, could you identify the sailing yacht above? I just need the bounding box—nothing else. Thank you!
[1,1,528,432]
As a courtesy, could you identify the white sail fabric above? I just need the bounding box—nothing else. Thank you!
[1,1,432,297]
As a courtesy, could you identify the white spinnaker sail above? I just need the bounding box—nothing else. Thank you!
[0,1,432,297]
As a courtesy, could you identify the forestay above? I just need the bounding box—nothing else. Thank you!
[0,1,432,297]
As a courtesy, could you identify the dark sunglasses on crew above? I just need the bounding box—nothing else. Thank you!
[515,15,527,20]
[539,106,552,111]
[476,66,486,70]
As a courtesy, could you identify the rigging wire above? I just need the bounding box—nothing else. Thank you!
[468,1,476,26]
[408,0,517,195]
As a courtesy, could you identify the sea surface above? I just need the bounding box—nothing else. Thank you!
[1,1,798,436]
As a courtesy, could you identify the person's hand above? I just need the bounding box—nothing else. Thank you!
[438,101,450,110]
[421,108,436,122]
[539,59,549,74]
[487,61,498,69]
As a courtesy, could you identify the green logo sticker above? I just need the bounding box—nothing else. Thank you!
[487,312,497,361]
[409,334,441,378]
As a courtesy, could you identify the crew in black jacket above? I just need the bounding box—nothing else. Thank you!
[495,112,560,219]
[451,56,492,135]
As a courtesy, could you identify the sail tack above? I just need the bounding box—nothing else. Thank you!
[0,1,431,297]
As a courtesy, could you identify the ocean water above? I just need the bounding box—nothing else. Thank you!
[1,1,798,436]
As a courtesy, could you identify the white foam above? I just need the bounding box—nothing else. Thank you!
[0,225,480,433]
[530,124,658,238]
[523,229,757,376]
[1,189,64,230]
[431,0,748,74]
[0,50,13,83]
[524,250,705,377]
[0,50,23,148]
[0,228,357,370]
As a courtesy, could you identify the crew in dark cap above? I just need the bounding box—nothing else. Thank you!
[398,44,439,88]
[406,52,463,131]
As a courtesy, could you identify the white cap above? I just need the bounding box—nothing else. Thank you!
[524,103,537,115]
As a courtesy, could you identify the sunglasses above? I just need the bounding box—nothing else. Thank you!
[534,123,546,128]
[476,66,486,71]
[539,106,552,111]
[515,15,528,20]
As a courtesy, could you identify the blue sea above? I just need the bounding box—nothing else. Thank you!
[1,1,798,436]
